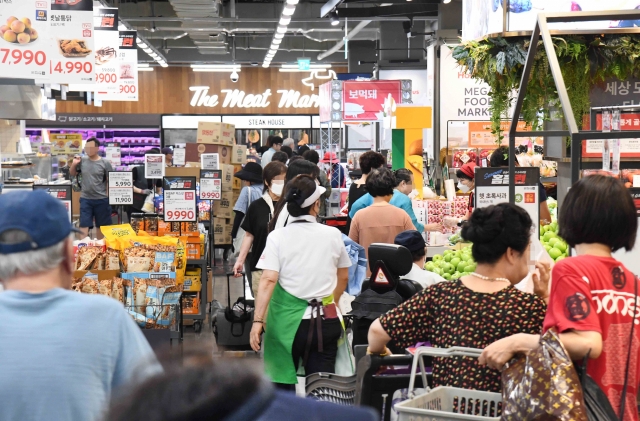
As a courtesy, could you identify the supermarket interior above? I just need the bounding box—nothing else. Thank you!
[1,1,640,420]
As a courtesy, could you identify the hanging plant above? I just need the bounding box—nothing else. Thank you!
[451,34,640,144]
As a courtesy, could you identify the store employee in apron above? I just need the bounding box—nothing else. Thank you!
[250,175,352,390]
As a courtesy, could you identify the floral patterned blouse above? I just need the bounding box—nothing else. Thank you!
[379,279,546,392]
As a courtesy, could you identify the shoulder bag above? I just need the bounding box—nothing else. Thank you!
[232,187,254,258]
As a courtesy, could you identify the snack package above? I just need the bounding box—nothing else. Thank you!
[127,309,156,329]
[73,238,106,260]
[154,252,176,272]
[123,243,155,272]
[80,279,98,294]
[144,214,159,235]
[123,279,134,307]
[183,293,200,315]
[133,277,149,314]
[129,214,144,234]
[105,248,120,271]
[91,253,106,270]
[71,278,83,292]
[100,224,137,250]
[75,246,103,271]
[158,285,183,329]
[181,222,199,236]
[145,278,176,320]
[97,279,112,296]
[111,277,124,303]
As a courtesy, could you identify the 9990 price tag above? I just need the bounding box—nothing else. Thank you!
[200,177,221,200]
[164,190,196,222]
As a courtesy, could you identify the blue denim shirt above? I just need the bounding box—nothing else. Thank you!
[342,234,367,295]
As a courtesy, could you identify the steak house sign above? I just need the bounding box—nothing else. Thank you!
[190,86,319,109]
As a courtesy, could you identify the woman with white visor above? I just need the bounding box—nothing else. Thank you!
[250,175,353,390]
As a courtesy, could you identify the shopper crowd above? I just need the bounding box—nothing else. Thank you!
[0,132,638,421]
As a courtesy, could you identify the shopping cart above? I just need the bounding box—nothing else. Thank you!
[394,347,502,421]
[306,372,357,406]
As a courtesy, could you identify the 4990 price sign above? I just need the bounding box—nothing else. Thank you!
[164,190,197,222]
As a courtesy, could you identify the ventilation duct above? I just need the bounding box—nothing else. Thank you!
[168,0,227,55]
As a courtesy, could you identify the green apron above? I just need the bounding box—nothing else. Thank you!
[263,282,334,384]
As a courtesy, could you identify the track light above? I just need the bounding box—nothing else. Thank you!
[279,16,291,25]
[443,0,451,3]
[276,26,287,34]
[274,32,285,40]
[286,0,299,4]
[330,11,339,26]
[283,5,296,16]
[273,38,282,45]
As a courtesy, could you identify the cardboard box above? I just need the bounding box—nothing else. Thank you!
[232,164,243,190]
[74,270,120,280]
[185,143,231,165]
[213,191,233,218]
[221,164,234,192]
[197,122,235,146]
[186,243,201,260]
[213,217,232,245]
[183,274,202,292]
[165,166,202,183]
[231,145,247,164]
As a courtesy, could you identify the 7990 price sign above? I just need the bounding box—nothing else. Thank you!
[164,190,197,222]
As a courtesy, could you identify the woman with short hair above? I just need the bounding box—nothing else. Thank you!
[250,175,352,390]
[481,175,638,419]
[367,203,550,392]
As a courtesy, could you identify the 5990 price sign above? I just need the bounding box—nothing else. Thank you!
[108,171,133,206]
[164,190,197,222]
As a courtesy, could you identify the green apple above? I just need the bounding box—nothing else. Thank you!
[543,231,557,242]
[442,262,455,275]
[450,257,461,268]
[548,247,562,260]
[464,264,476,273]
[457,261,467,273]
[555,255,565,262]
[453,271,461,279]
[442,273,452,280]
[547,237,559,247]
[543,244,552,252]
[425,262,435,271]
[461,272,469,277]
[554,241,568,253]
[433,254,443,262]
[443,250,453,256]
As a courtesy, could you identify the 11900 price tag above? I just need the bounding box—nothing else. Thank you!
[164,190,196,222]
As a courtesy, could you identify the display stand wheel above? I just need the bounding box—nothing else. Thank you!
[194,321,202,333]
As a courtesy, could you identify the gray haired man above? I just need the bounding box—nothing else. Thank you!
[0,190,157,421]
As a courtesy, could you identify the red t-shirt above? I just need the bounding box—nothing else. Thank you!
[543,255,639,421]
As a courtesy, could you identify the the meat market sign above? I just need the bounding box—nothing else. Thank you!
[189,86,319,109]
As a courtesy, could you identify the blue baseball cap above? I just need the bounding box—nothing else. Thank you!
[0,190,81,254]
[394,230,426,253]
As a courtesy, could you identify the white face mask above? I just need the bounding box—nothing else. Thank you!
[270,180,284,197]
[458,182,471,193]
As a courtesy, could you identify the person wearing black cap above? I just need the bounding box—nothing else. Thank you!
[250,175,352,390]
[394,230,446,289]
[0,190,158,421]
[161,147,173,167]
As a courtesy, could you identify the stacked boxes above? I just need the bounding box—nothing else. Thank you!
[232,165,243,190]
[193,121,236,246]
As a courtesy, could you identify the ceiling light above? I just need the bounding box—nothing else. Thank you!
[138,42,147,49]
[271,43,280,50]
[268,49,277,54]
[282,5,296,16]
[279,16,291,25]
[274,32,285,40]
[330,11,340,26]
[190,64,241,69]
[276,26,287,34]
[118,24,127,31]
[138,67,154,72]
[286,0,299,4]
[272,38,282,45]
[138,63,150,68]
[262,63,269,68]
[281,64,332,69]
[443,0,451,3]
[159,62,168,67]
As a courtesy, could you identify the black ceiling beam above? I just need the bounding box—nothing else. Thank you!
[336,4,439,18]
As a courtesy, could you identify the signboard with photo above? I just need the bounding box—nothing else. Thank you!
[163,176,197,222]
[50,0,94,84]
[100,30,137,101]
[93,7,118,97]
[342,80,402,121]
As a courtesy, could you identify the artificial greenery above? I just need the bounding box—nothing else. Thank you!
[452,35,640,142]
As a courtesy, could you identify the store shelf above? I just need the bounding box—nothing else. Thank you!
[187,259,206,266]
[541,177,558,183]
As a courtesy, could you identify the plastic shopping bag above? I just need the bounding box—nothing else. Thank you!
[515,236,554,294]
[142,193,155,213]
[501,328,589,421]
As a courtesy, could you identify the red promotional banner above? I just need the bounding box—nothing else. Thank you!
[582,113,640,158]
[342,80,402,121]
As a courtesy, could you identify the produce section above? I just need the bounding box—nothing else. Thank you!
[424,246,477,280]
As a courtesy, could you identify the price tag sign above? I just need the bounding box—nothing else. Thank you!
[50,0,94,84]
[164,190,196,222]
[173,147,186,167]
[100,30,138,101]
[105,142,121,167]
[0,2,51,80]
[108,171,133,205]
[93,7,119,97]
[200,170,222,200]
[201,153,220,170]
[145,154,165,179]
[33,185,72,222]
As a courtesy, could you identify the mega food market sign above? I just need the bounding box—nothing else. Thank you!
[189,86,319,109]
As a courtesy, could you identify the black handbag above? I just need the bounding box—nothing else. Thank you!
[577,274,638,421]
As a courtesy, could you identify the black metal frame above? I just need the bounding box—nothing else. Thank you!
[507,10,640,203]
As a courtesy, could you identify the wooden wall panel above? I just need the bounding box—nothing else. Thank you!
[57,67,346,115]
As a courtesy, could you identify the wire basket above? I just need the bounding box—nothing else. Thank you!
[306,373,357,406]
[126,304,181,331]
[394,347,502,421]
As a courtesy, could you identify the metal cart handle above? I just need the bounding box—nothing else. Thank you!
[407,347,483,397]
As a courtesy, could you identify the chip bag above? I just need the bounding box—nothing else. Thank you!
[100,224,137,251]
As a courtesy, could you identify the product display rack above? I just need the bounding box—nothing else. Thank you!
[184,256,207,334]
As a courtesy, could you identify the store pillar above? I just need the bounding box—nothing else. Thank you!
[391,106,432,199]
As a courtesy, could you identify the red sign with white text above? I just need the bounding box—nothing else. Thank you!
[342,80,402,121]
[582,113,640,158]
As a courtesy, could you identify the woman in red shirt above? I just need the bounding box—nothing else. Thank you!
[480,175,639,421]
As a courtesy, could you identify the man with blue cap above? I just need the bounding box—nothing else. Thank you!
[0,190,157,421]
[394,230,446,289]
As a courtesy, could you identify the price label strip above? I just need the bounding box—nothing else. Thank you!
[200,169,223,200]
[108,171,133,205]
[164,190,196,222]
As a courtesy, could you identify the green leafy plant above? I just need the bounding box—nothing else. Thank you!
[451,35,640,144]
